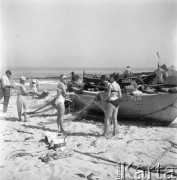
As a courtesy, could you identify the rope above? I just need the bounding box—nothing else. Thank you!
[150,145,172,167]
[29,107,55,116]
[27,98,56,114]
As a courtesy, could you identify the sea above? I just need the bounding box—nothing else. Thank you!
[0,66,155,91]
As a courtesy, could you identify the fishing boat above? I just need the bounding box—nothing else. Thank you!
[74,90,177,126]
[82,71,156,90]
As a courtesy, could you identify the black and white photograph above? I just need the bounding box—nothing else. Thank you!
[0,0,177,179]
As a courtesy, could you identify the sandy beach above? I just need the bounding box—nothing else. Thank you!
[0,91,177,180]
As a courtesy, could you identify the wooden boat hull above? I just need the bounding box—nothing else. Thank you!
[83,72,156,89]
[75,91,177,126]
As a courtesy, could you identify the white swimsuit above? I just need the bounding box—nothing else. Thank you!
[55,82,66,106]
[55,96,65,105]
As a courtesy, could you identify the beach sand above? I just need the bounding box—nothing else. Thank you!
[0,92,177,180]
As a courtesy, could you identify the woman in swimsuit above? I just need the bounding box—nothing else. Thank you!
[99,73,122,137]
[55,74,75,133]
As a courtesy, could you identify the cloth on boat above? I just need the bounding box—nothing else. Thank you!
[17,84,28,113]
[131,90,142,95]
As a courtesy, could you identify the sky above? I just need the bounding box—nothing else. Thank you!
[0,0,177,68]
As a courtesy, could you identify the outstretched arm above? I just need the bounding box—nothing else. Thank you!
[118,85,122,98]
[20,85,32,96]
[100,83,111,100]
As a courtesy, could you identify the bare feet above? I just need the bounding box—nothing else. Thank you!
[101,132,109,138]
[112,132,116,136]
[59,130,68,135]
[112,130,118,136]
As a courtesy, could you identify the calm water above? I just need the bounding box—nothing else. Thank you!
[0,67,155,80]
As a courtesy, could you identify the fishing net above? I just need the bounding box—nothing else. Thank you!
[28,93,106,118]
[74,94,106,114]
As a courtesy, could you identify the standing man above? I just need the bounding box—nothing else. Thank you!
[1,70,12,112]
[124,66,132,78]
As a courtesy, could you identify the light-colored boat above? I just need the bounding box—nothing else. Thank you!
[75,90,177,126]
[163,75,177,86]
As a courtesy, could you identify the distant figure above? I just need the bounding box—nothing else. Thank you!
[70,72,75,81]
[72,74,84,88]
[1,70,12,112]
[93,73,98,78]
[30,79,40,97]
[124,66,132,78]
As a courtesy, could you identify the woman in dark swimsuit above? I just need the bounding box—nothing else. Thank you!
[99,73,122,137]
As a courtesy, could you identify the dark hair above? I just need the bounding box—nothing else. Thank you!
[100,75,108,81]
[71,72,75,75]
[6,70,11,75]
[73,74,79,81]
[110,72,119,81]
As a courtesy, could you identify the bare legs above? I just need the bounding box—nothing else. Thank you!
[112,107,119,136]
[56,102,65,133]
[102,103,119,137]
[18,112,28,122]
[57,115,65,132]
[18,112,22,121]
[103,104,111,136]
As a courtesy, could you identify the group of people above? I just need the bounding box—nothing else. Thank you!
[54,72,122,137]
[0,70,30,121]
[0,70,40,121]
[98,73,122,136]
[1,70,122,137]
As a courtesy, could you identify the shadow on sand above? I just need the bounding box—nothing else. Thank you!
[22,124,99,137]
[2,117,20,122]
[22,124,58,133]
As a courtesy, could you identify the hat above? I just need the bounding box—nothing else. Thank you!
[20,76,26,81]
[32,79,36,83]
[60,75,67,79]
